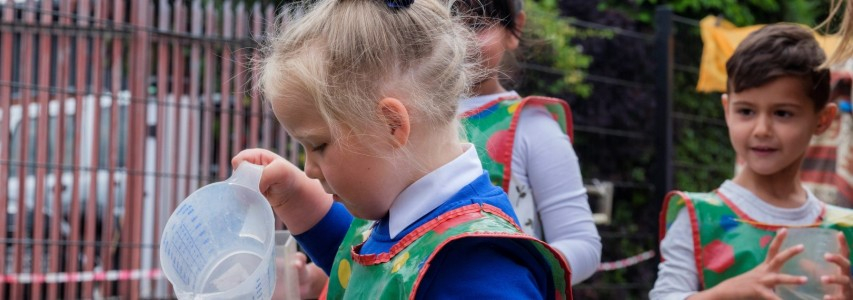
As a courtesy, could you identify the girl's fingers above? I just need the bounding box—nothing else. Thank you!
[292,252,310,277]
[759,273,808,286]
[768,244,805,271]
[766,228,789,262]
[231,148,280,169]
[259,158,298,196]
[293,251,308,263]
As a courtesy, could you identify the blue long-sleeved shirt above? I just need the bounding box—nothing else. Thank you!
[294,173,557,299]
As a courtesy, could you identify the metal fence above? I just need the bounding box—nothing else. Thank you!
[0,0,299,298]
[0,0,732,299]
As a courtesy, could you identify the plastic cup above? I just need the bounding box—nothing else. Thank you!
[776,227,841,300]
[273,230,300,300]
[160,162,276,299]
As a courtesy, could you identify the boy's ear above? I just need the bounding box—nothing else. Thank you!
[721,94,730,120]
[506,11,526,51]
[378,97,410,148]
[816,102,837,134]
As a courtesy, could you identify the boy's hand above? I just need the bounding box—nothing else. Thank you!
[821,232,853,300]
[232,149,332,234]
[693,228,806,300]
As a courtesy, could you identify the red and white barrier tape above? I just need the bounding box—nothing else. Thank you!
[597,250,656,271]
[1,250,657,282]
[0,268,163,284]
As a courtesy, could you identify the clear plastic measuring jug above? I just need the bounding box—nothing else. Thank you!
[776,227,841,300]
[160,162,276,299]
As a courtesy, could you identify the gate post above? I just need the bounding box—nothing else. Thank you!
[653,6,674,217]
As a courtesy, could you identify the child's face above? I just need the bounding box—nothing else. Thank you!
[724,76,833,177]
[271,98,405,220]
[475,25,513,72]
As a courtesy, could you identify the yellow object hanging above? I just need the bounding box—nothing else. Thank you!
[696,16,840,93]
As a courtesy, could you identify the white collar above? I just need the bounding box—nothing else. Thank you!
[458,91,520,113]
[387,144,483,239]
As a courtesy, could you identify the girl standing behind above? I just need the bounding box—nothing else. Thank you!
[454,0,602,284]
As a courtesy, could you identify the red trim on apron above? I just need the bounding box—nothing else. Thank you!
[461,95,573,192]
[350,203,521,265]
[659,191,707,288]
[409,231,573,300]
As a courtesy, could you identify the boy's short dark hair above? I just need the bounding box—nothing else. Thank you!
[726,24,830,109]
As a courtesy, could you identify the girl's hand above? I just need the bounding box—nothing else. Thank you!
[291,252,330,299]
[232,149,332,234]
[821,232,853,300]
[232,148,302,209]
[693,229,806,300]
[273,251,328,299]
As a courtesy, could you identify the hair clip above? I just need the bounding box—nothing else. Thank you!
[385,0,413,9]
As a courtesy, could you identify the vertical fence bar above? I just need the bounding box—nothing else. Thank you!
[249,3,261,149]
[31,0,53,298]
[102,0,125,297]
[152,0,170,290]
[170,0,185,218]
[11,1,36,298]
[48,0,71,296]
[73,0,98,298]
[201,1,214,186]
[218,0,233,180]
[185,0,202,223]
[0,2,13,296]
[152,3,169,294]
[86,0,106,297]
[65,0,88,297]
[232,3,246,157]
[128,0,153,297]
[653,6,674,221]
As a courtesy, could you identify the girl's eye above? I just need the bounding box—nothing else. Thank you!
[312,143,327,152]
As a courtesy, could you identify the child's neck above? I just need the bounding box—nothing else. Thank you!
[472,77,507,96]
[731,162,807,209]
[406,128,466,180]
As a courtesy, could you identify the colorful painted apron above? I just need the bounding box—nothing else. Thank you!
[325,203,573,299]
[460,95,573,237]
[660,191,853,289]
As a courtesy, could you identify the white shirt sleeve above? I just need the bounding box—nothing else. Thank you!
[649,208,699,300]
[514,106,602,284]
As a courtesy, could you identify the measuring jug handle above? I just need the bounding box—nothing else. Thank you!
[229,162,264,192]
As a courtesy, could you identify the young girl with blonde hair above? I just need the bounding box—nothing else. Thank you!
[235,0,573,298]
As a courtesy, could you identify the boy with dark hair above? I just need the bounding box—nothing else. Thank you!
[651,23,853,300]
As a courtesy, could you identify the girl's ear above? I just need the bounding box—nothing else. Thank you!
[816,102,837,134]
[506,11,526,51]
[378,97,411,148]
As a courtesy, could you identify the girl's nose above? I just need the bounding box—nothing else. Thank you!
[304,156,322,180]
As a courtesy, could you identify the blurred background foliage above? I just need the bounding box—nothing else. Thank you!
[598,0,828,26]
